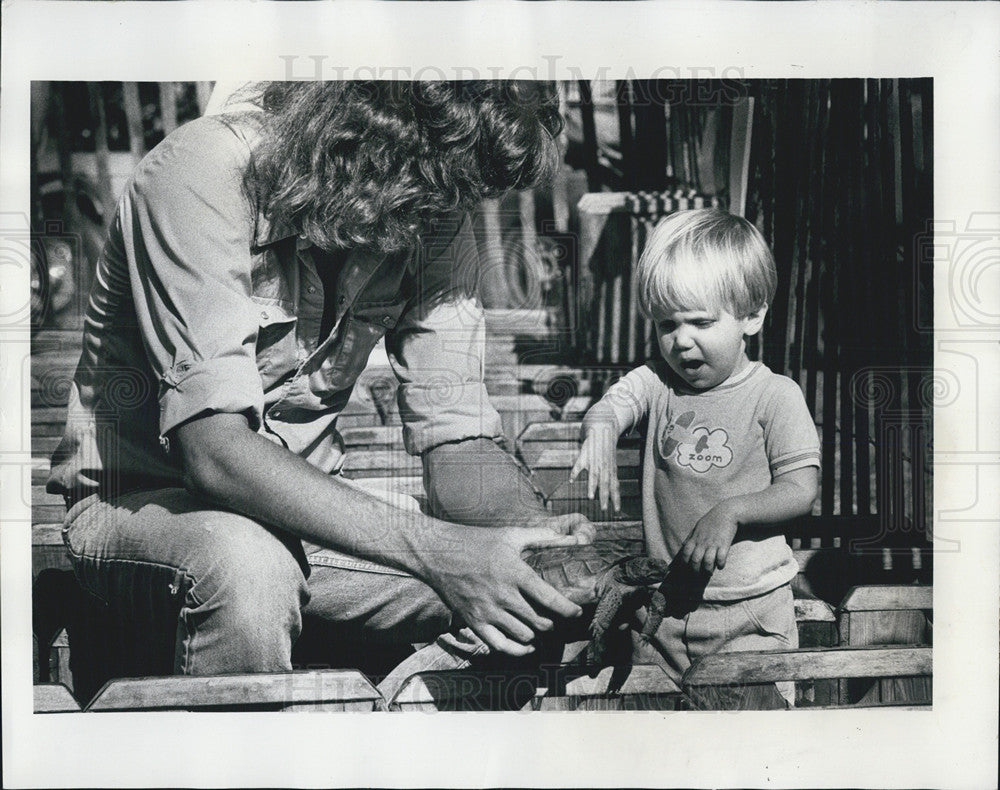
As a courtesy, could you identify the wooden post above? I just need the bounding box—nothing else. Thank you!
[159,82,178,136]
[87,84,117,234]
[121,82,146,164]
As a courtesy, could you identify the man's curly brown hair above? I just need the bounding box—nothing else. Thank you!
[244,81,563,254]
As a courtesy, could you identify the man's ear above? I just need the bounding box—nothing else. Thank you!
[743,304,768,336]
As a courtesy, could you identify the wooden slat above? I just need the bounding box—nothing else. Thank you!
[34,683,81,713]
[794,597,836,623]
[33,523,72,577]
[727,96,755,218]
[837,584,932,706]
[340,449,421,478]
[683,645,931,686]
[839,584,932,613]
[390,664,681,712]
[530,446,640,472]
[338,426,405,450]
[349,476,425,499]
[544,478,642,520]
[31,436,63,456]
[86,670,382,712]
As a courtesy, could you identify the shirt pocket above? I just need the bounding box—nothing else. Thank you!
[251,297,298,390]
[320,300,406,391]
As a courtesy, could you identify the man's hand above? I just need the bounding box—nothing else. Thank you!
[421,522,586,656]
[522,512,596,546]
[569,427,621,513]
[679,500,740,574]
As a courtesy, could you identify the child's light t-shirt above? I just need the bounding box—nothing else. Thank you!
[603,360,821,601]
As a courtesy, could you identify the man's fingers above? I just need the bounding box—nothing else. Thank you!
[544,513,595,544]
[572,519,596,545]
[506,599,555,634]
[490,610,537,644]
[474,623,535,657]
[516,528,580,550]
[519,571,583,620]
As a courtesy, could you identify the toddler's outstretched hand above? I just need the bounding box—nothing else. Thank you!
[569,427,621,513]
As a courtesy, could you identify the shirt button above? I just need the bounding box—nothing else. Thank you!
[382,315,393,326]
[307,286,317,294]
[260,310,269,320]
[339,295,347,305]
[271,410,281,418]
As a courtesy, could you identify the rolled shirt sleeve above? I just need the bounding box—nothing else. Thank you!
[387,214,504,455]
[119,118,266,439]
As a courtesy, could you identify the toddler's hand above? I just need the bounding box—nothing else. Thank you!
[569,428,620,513]
[680,502,739,573]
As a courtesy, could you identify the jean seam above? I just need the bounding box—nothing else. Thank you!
[306,554,411,577]
[740,592,792,645]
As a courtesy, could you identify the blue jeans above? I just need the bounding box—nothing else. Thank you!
[62,488,481,691]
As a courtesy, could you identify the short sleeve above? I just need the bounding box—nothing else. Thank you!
[601,362,661,433]
[119,117,265,438]
[760,376,822,477]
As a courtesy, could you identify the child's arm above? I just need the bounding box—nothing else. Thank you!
[569,400,625,512]
[679,466,819,573]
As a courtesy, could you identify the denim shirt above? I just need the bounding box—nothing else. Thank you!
[48,114,502,502]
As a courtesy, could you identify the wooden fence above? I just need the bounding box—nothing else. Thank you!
[571,79,933,542]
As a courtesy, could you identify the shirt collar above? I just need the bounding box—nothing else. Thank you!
[253,210,299,248]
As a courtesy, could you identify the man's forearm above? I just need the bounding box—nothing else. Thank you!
[176,413,459,579]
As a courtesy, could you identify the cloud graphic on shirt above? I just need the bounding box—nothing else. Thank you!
[675,427,733,473]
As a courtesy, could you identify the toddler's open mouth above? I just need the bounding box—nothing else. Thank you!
[680,359,704,370]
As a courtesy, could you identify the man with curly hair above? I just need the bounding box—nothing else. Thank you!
[48,81,593,683]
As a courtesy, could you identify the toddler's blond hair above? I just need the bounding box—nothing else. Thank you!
[634,208,777,319]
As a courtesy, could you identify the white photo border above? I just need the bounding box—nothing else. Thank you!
[2,2,998,787]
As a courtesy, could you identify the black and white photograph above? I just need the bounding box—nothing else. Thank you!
[2,3,998,788]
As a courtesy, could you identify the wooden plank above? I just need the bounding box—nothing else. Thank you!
[31,458,52,486]
[34,683,81,713]
[519,421,584,444]
[530,446,640,471]
[839,584,932,613]
[33,523,71,577]
[391,665,681,712]
[389,669,541,712]
[159,82,178,136]
[338,426,405,450]
[838,584,932,706]
[727,96,755,218]
[483,308,559,339]
[349,476,425,499]
[32,436,63,456]
[340,449,421,478]
[86,670,382,712]
[543,478,642,519]
[34,503,67,524]
[683,645,931,687]
[536,664,682,711]
[794,597,836,623]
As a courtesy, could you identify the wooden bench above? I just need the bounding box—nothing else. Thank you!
[389,664,682,712]
[84,670,384,712]
[682,645,932,710]
[34,683,82,713]
[838,584,932,705]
